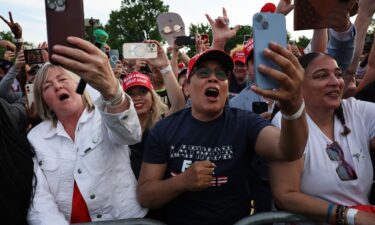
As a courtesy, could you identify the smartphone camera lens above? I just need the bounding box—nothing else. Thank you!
[256,14,263,23]
[261,21,269,29]
[56,0,65,7]
[47,0,57,10]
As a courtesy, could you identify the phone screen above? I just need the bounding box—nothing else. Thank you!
[24,49,44,65]
[252,101,268,114]
[175,35,196,46]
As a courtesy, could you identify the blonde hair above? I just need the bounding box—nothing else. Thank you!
[33,62,94,127]
[143,89,168,131]
[229,44,245,57]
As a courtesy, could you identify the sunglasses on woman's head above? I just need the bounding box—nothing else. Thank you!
[326,141,357,181]
[192,67,228,81]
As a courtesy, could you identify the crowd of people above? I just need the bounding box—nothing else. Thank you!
[0,0,375,225]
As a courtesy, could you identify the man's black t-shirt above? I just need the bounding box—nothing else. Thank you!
[143,106,270,225]
[229,75,247,99]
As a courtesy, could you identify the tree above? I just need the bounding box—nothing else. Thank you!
[105,0,169,51]
[367,18,375,35]
[296,35,311,48]
[0,31,13,59]
[224,25,252,53]
[186,23,211,57]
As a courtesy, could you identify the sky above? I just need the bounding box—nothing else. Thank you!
[0,0,313,46]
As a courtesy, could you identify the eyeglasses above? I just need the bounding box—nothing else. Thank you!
[326,141,357,181]
[192,67,228,81]
[126,86,149,97]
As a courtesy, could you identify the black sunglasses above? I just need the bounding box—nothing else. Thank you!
[192,67,228,81]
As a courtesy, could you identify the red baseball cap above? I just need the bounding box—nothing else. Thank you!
[187,49,233,80]
[232,51,246,64]
[261,3,276,13]
[122,71,153,92]
[243,38,254,61]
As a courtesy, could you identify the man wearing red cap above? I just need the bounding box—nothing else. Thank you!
[137,35,308,225]
[230,38,275,117]
[229,50,248,98]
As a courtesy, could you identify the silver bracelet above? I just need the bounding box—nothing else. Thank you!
[103,82,124,107]
[281,101,305,121]
[159,65,172,75]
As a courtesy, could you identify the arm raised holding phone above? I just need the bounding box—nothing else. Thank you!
[51,37,130,113]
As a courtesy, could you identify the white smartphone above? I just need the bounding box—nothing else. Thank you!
[122,43,157,59]
[25,84,34,107]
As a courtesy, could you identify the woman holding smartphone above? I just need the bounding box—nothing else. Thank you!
[124,40,185,179]
[27,37,147,224]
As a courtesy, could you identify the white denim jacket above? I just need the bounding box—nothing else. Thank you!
[27,96,147,225]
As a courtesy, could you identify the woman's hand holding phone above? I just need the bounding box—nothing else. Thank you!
[51,37,118,101]
[251,42,304,116]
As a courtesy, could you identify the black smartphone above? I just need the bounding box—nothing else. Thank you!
[24,49,44,65]
[175,35,196,46]
[45,0,84,64]
[252,101,268,114]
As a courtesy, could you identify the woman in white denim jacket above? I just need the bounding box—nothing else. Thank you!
[26,37,147,225]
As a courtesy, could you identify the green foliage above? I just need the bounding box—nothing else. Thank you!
[0,31,13,41]
[0,30,33,61]
[296,35,311,48]
[104,0,169,51]
[0,31,13,60]
[368,18,375,35]
[225,25,252,53]
[186,23,211,57]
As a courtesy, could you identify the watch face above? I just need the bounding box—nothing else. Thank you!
[157,12,186,46]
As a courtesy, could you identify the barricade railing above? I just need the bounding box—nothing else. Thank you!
[74,211,315,225]
[234,211,315,225]
[75,218,166,225]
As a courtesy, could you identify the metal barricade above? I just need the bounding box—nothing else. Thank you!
[234,211,316,225]
[75,218,167,225]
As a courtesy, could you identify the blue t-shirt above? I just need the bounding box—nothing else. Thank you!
[143,106,270,225]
